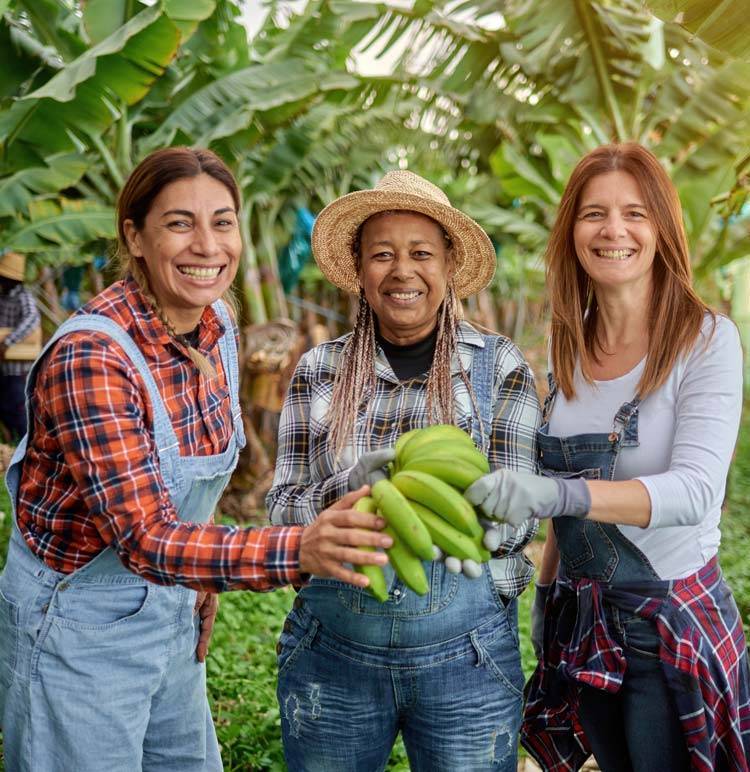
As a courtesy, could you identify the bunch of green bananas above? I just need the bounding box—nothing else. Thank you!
[354,425,491,602]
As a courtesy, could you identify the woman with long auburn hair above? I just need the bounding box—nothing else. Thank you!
[464,142,750,770]
[0,146,392,771]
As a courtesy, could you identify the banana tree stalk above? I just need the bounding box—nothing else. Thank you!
[116,102,131,175]
[239,201,268,326]
[573,0,627,141]
[88,132,124,189]
[256,200,289,321]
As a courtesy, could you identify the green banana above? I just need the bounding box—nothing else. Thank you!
[392,470,483,538]
[401,456,485,491]
[408,500,485,563]
[404,443,490,474]
[383,525,429,595]
[396,424,476,467]
[352,496,389,602]
[394,428,421,459]
[371,479,434,561]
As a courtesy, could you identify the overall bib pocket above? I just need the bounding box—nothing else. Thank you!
[51,582,152,631]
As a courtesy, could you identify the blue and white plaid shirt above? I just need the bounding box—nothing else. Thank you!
[0,284,40,376]
[267,321,542,597]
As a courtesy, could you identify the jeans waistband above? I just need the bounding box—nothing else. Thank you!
[293,601,514,668]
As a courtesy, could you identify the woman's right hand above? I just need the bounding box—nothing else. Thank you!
[298,486,392,587]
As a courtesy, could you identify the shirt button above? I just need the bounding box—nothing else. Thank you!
[58,582,69,592]
[393,588,401,597]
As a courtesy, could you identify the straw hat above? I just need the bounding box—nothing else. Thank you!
[312,171,497,298]
[0,251,25,282]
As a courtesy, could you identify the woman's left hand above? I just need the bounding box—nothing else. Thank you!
[194,592,219,662]
[465,469,590,527]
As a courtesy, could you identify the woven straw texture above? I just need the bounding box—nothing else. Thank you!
[0,251,25,282]
[311,171,496,298]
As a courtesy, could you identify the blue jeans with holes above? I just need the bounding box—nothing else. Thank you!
[277,566,524,772]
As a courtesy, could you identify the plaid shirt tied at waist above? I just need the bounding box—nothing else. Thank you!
[522,556,750,771]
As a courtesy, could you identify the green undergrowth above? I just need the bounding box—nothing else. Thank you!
[1,400,748,769]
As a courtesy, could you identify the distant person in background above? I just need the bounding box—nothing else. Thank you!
[0,249,41,439]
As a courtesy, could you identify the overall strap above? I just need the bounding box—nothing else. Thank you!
[542,371,558,425]
[211,300,244,444]
[468,334,499,454]
[48,315,180,457]
[611,396,641,447]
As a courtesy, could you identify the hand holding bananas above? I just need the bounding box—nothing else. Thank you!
[354,425,496,600]
[465,469,591,528]
[299,487,393,588]
[348,448,397,490]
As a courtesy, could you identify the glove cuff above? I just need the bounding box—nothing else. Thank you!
[548,477,591,518]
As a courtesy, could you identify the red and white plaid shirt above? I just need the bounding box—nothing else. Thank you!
[16,277,303,592]
[522,558,750,771]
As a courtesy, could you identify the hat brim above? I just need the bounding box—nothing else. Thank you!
[311,189,497,299]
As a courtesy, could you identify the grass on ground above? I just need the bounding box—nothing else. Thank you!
[1,401,748,768]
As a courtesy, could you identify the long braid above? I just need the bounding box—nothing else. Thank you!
[327,289,376,456]
[129,260,217,379]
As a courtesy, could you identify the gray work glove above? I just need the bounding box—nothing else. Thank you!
[465,469,590,529]
[348,448,396,491]
[531,583,552,659]
[434,546,483,579]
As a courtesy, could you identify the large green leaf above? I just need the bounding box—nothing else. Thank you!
[0,5,181,153]
[647,0,750,59]
[1,198,115,253]
[142,60,359,150]
[0,152,89,217]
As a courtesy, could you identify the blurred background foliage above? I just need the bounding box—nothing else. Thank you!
[1,3,749,768]
[1,0,749,491]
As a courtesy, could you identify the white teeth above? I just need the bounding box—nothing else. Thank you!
[595,249,634,260]
[178,266,221,279]
[390,291,420,300]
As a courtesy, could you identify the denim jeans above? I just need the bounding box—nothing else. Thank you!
[277,593,524,772]
[577,605,690,771]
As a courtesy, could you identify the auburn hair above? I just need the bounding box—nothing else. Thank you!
[546,142,712,400]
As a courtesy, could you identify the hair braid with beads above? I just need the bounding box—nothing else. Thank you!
[327,212,483,455]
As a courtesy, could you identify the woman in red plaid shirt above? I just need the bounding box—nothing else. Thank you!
[0,147,391,772]
[467,143,750,770]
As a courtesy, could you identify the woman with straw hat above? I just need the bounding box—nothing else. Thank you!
[0,147,393,772]
[267,170,542,771]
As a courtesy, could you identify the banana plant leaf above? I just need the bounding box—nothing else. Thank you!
[647,0,750,59]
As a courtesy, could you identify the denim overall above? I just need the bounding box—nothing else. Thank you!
[277,336,525,772]
[0,302,245,772]
[537,374,690,769]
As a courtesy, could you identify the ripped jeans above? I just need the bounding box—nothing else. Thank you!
[276,589,524,772]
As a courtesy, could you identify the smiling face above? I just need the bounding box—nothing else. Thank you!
[573,170,657,296]
[357,211,452,346]
[123,173,241,333]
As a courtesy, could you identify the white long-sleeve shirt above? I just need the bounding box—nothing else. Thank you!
[548,314,743,579]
